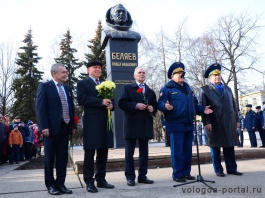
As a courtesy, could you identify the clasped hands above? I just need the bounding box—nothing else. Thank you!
[102,99,113,110]
[136,103,154,112]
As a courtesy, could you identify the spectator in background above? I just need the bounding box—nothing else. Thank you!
[255,106,265,148]
[161,114,170,147]
[0,115,7,165]
[9,116,29,161]
[244,104,257,148]
[9,124,23,164]
[32,124,38,158]
[24,121,34,160]
[203,126,208,146]
[1,115,10,164]
[4,114,10,125]
[197,120,203,146]
[237,110,244,147]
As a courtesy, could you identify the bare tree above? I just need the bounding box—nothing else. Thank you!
[167,18,189,63]
[185,34,222,91]
[210,12,262,108]
[0,42,17,115]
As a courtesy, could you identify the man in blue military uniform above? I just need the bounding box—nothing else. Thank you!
[158,62,213,182]
[244,104,257,147]
[200,63,243,177]
[255,106,265,148]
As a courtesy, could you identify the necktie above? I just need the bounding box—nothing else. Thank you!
[139,84,145,94]
[57,84,70,124]
[95,79,100,85]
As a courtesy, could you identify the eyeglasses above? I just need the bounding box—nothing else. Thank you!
[138,72,145,74]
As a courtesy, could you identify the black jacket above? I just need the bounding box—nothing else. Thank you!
[118,82,157,139]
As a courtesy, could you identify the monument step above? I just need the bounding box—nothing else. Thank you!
[73,147,265,175]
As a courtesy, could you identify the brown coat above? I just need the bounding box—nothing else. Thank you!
[9,130,23,145]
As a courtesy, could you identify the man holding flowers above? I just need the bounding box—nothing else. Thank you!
[118,67,157,186]
[77,60,115,193]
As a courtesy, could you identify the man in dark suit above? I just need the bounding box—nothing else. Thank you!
[36,63,76,195]
[118,67,157,186]
[77,60,114,193]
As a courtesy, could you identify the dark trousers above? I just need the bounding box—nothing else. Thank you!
[19,143,25,161]
[247,130,257,147]
[10,145,20,163]
[257,127,265,146]
[170,131,193,179]
[44,121,69,189]
[83,148,108,184]
[210,147,237,173]
[0,143,2,162]
[165,134,170,147]
[125,138,149,181]
[24,142,32,160]
[236,128,244,147]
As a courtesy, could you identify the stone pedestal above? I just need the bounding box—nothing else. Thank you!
[102,29,141,148]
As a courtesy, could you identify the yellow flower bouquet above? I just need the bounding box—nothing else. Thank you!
[96,80,116,131]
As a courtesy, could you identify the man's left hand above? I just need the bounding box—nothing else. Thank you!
[106,103,113,110]
[236,122,240,128]
[147,105,153,112]
[204,106,213,114]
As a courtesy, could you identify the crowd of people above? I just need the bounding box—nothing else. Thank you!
[0,114,43,165]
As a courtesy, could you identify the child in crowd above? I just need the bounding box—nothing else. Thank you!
[9,124,23,164]
[24,121,34,160]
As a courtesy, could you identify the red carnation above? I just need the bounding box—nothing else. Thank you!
[136,87,144,93]
[74,116,79,124]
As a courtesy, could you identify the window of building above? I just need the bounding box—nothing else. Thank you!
[244,100,248,105]
[253,98,257,106]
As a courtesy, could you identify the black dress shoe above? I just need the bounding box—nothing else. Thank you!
[185,175,196,180]
[259,145,265,148]
[97,180,115,189]
[173,177,186,182]
[48,186,61,195]
[59,186,72,194]
[138,178,154,184]
[216,172,225,177]
[227,171,243,176]
[127,180,135,186]
[86,183,98,193]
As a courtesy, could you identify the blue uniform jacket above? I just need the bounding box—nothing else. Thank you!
[244,110,256,131]
[158,80,205,133]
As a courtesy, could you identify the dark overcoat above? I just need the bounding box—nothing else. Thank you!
[118,82,157,139]
[77,77,114,150]
[200,83,239,147]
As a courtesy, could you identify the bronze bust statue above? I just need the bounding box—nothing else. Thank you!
[105,4,133,31]
[102,4,141,48]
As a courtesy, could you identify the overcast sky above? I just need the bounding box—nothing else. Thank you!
[1,0,265,84]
